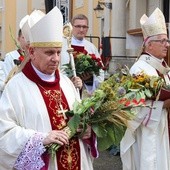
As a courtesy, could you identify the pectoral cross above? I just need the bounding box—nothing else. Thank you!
[58,104,68,120]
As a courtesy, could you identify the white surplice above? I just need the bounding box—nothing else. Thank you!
[121,54,170,170]
[0,71,93,170]
[3,50,20,78]
[0,50,20,97]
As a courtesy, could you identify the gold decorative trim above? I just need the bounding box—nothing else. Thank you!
[30,42,62,47]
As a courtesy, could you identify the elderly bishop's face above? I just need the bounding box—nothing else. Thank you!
[146,34,170,59]
[29,47,61,75]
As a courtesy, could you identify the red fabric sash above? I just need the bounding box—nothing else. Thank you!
[71,45,84,53]
[71,45,88,55]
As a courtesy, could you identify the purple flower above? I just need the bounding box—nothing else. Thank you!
[117,87,126,96]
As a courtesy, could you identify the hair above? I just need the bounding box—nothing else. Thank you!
[71,14,89,25]
[18,29,22,38]
[143,35,159,47]
[135,35,159,61]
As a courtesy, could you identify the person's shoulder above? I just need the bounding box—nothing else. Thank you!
[131,59,146,67]
[4,50,20,61]
[0,60,3,67]
[130,59,151,75]
[2,72,29,99]
[84,39,99,55]
[84,39,95,46]
[59,72,71,82]
[5,72,24,86]
[5,50,19,56]
[130,60,152,74]
[59,72,77,91]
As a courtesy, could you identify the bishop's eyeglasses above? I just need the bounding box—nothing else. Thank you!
[150,39,170,45]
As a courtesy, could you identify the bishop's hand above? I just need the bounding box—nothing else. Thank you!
[43,130,69,146]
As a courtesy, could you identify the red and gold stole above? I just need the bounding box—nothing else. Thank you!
[22,61,81,170]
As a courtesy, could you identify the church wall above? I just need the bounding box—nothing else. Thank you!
[125,0,146,59]
[147,0,162,14]
[0,0,166,68]
[2,0,16,58]
[0,0,45,59]
[123,0,165,71]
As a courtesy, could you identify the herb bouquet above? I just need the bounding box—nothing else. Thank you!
[48,66,165,157]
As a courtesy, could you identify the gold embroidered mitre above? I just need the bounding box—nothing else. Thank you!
[140,8,167,39]
[29,6,63,48]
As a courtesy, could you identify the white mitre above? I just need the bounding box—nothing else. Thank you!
[29,6,63,48]
[140,8,167,40]
[19,15,29,29]
[21,10,45,43]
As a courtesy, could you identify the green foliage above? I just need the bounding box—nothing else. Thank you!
[67,114,81,134]
[48,66,166,157]
[96,123,126,151]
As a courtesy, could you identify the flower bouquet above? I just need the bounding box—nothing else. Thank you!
[62,52,105,77]
[47,66,165,157]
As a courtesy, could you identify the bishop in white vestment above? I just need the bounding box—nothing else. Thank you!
[121,8,170,170]
[0,7,96,170]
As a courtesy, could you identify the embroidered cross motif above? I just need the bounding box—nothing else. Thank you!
[58,104,68,120]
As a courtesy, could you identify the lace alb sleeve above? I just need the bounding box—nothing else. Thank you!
[14,133,46,170]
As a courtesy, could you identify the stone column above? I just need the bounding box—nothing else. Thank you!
[126,0,146,59]
[108,0,127,73]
